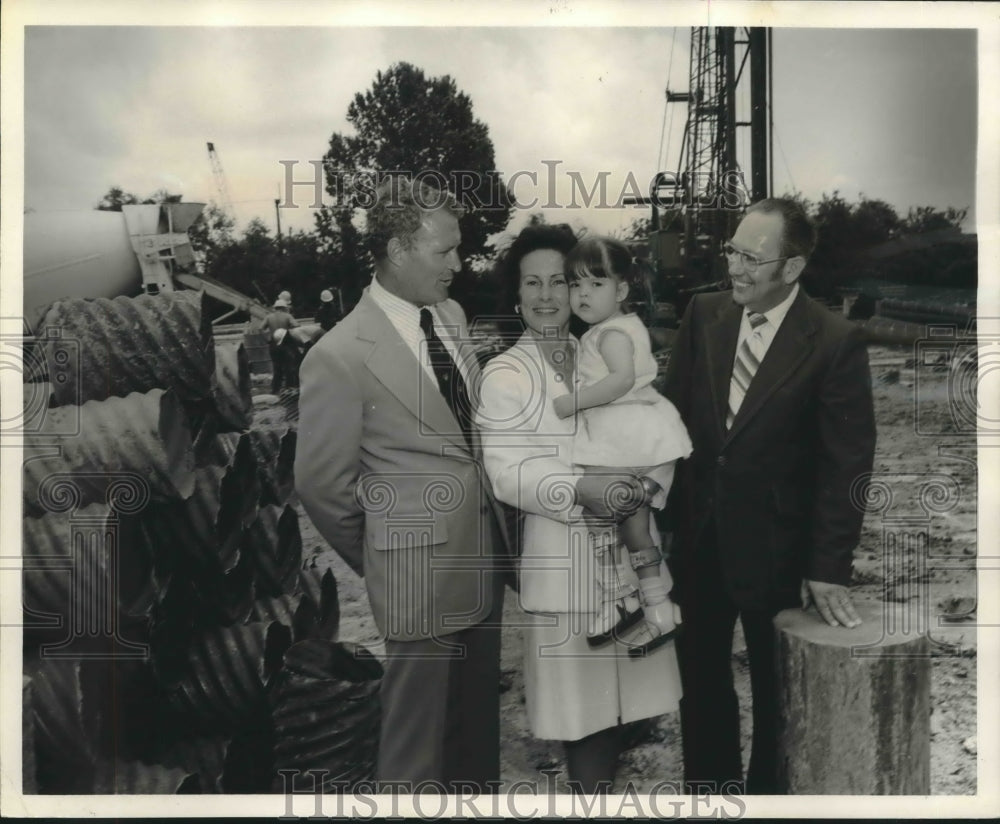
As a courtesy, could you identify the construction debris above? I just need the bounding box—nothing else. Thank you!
[21,289,377,795]
[23,388,196,515]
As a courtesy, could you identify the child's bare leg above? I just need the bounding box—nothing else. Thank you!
[620,506,659,582]
[621,505,669,602]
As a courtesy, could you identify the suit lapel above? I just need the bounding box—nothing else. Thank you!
[704,299,743,436]
[726,289,817,441]
[356,292,469,453]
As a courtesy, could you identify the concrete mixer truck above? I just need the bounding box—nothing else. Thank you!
[23,201,270,334]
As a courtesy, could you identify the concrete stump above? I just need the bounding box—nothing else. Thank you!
[774,600,930,794]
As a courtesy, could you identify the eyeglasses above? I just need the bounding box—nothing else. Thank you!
[721,241,788,274]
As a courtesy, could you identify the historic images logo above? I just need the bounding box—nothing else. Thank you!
[277,161,752,213]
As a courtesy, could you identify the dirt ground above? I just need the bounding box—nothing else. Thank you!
[265,341,978,795]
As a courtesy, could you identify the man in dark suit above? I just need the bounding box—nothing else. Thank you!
[663,198,877,794]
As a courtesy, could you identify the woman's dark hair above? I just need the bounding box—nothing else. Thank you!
[564,235,653,320]
[497,223,579,305]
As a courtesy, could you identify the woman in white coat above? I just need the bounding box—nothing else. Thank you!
[475,224,683,793]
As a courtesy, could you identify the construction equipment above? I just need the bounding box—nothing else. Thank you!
[206,142,237,224]
[627,27,771,316]
[24,202,269,333]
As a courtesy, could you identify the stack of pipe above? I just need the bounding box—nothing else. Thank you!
[21,290,378,794]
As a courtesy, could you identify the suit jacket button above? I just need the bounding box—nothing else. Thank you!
[717,456,727,466]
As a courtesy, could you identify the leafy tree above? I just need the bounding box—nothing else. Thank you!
[95,186,183,211]
[800,192,972,296]
[189,218,280,309]
[143,188,183,206]
[617,216,651,243]
[903,205,967,235]
[188,202,237,273]
[197,218,341,314]
[95,186,141,211]
[317,62,513,311]
[312,204,368,308]
[852,196,902,248]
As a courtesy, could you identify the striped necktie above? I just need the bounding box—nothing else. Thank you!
[726,311,768,429]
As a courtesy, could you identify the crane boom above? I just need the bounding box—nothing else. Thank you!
[207,141,237,223]
[626,26,771,315]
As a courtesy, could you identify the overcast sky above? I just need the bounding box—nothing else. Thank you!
[15,11,985,246]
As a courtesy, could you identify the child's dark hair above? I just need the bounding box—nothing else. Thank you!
[565,236,653,320]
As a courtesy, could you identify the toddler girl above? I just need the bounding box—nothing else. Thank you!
[553,236,692,656]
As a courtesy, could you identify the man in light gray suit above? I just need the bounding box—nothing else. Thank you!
[296,176,509,790]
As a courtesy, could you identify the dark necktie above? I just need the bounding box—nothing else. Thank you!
[419,308,474,448]
[726,311,768,429]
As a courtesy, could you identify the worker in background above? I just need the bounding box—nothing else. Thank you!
[270,328,303,394]
[278,289,293,315]
[264,298,297,334]
[266,298,299,393]
[315,289,340,332]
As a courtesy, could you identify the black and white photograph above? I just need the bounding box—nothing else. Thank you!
[2,0,997,818]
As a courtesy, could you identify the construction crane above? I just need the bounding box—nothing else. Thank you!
[628,27,771,315]
[206,141,237,225]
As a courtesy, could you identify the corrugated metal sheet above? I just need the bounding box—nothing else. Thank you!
[247,592,304,632]
[22,504,159,650]
[29,657,160,780]
[91,759,200,794]
[152,735,229,794]
[137,439,258,576]
[243,504,301,599]
[22,334,51,383]
[212,342,252,432]
[193,429,245,469]
[150,550,256,656]
[248,427,297,506]
[268,640,381,790]
[213,433,260,532]
[166,621,292,733]
[248,569,338,643]
[21,381,53,434]
[26,658,100,771]
[279,391,299,423]
[298,565,340,642]
[23,388,196,515]
[41,290,215,407]
[220,729,276,793]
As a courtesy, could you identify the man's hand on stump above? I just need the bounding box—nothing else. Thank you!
[801,579,862,628]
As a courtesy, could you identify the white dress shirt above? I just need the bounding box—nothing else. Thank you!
[368,274,471,385]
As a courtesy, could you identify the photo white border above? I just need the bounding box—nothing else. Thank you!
[2,0,997,818]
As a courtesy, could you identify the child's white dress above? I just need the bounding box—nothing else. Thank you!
[573,313,692,505]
